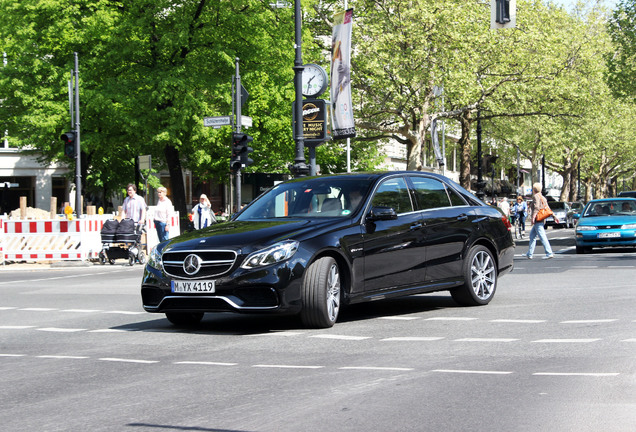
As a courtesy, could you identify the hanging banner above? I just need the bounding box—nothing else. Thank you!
[330,8,356,140]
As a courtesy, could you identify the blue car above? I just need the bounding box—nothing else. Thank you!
[575,198,636,254]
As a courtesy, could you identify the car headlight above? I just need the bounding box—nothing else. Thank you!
[576,225,597,231]
[621,223,636,229]
[241,240,299,269]
[147,245,163,270]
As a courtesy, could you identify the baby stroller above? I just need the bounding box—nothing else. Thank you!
[98,218,146,266]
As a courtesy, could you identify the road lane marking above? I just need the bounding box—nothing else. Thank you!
[0,354,26,357]
[339,366,414,371]
[19,308,57,311]
[432,369,513,375]
[0,307,18,310]
[532,338,601,343]
[621,339,636,342]
[533,372,619,377]
[88,328,140,333]
[253,364,324,369]
[381,337,444,341]
[454,338,519,342]
[490,319,546,323]
[175,361,237,366]
[560,319,618,324]
[425,317,477,321]
[99,357,159,364]
[62,309,103,313]
[310,334,371,341]
[38,355,89,359]
[37,327,86,333]
[248,331,305,337]
[378,316,420,320]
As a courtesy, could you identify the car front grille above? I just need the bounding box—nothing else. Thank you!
[162,249,238,279]
[595,225,622,230]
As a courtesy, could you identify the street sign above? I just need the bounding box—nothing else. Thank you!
[241,116,252,128]
[138,155,151,170]
[204,116,232,128]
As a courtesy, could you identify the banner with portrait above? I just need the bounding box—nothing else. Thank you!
[330,8,356,140]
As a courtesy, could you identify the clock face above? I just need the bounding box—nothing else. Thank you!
[302,64,327,97]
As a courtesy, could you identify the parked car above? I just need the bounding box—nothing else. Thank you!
[618,191,636,198]
[566,201,584,227]
[575,198,636,254]
[141,172,515,328]
[545,201,570,228]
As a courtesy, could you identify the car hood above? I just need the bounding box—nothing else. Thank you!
[578,215,636,226]
[164,219,346,253]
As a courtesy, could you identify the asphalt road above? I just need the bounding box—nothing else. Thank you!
[1,228,635,432]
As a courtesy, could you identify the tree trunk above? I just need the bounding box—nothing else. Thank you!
[458,111,472,190]
[164,144,187,218]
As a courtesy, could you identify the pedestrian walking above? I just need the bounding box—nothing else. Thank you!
[191,194,217,229]
[153,187,173,242]
[525,183,556,260]
[511,195,527,237]
[122,183,146,224]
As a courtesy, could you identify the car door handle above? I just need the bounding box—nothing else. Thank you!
[457,214,468,221]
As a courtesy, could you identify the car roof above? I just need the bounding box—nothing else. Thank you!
[586,197,636,204]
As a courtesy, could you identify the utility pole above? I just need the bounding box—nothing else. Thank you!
[72,53,82,216]
[234,58,242,210]
[476,110,485,201]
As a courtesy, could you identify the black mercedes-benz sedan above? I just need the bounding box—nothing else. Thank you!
[141,172,514,328]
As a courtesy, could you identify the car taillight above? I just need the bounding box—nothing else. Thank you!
[502,216,512,231]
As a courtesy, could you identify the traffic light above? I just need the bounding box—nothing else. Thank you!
[231,132,254,172]
[495,0,511,24]
[61,131,76,158]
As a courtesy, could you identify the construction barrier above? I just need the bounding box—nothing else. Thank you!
[0,212,180,263]
[145,209,181,252]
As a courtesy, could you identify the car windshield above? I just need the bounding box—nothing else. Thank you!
[550,202,567,210]
[583,200,636,217]
[237,177,375,220]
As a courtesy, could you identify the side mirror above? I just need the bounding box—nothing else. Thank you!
[367,206,398,221]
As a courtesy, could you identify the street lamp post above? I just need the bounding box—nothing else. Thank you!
[476,110,486,201]
[290,0,309,178]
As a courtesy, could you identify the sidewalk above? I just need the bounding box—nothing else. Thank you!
[0,260,96,270]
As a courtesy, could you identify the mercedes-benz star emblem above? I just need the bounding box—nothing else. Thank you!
[183,254,202,275]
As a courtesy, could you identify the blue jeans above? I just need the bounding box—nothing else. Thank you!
[527,222,553,257]
[155,221,169,243]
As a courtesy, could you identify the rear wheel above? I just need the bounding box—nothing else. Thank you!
[137,251,146,264]
[165,312,204,326]
[451,245,497,306]
[300,257,341,328]
[99,251,106,265]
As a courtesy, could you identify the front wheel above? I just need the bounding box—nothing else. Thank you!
[300,257,341,329]
[165,312,204,326]
[451,245,497,306]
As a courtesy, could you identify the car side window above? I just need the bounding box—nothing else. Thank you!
[408,176,452,210]
[371,177,413,214]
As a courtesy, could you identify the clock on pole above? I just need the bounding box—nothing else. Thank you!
[301,63,328,98]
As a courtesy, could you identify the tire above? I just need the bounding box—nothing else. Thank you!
[99,251,106,265]
[576,246,589,254]
[109,259,116,265]
[137,251,146,264]
[300,257,341,328]
[165,312,204,326]
[128,253,135,266]
[451,245,497,306]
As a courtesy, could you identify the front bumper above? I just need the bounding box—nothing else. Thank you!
[141,255,307,315]
[575,229,636,248]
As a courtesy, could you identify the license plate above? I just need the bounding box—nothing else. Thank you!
[171,280,216,293]
[598,232,620,238]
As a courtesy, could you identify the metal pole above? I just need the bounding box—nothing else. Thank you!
[291,0,308,177]
[577,161,581,201]
[516,146,520,195]
[345,0,350,173]
[235,58,242,210]
[476,110,485,200]
[541,154,546,195]
[73,52,82,216]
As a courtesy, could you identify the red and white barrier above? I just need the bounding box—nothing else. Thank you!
[0,212,180,263]
[0,215,111,262]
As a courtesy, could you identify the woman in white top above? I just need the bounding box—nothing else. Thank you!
[191,194,217,229]
[154,187,173,242]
